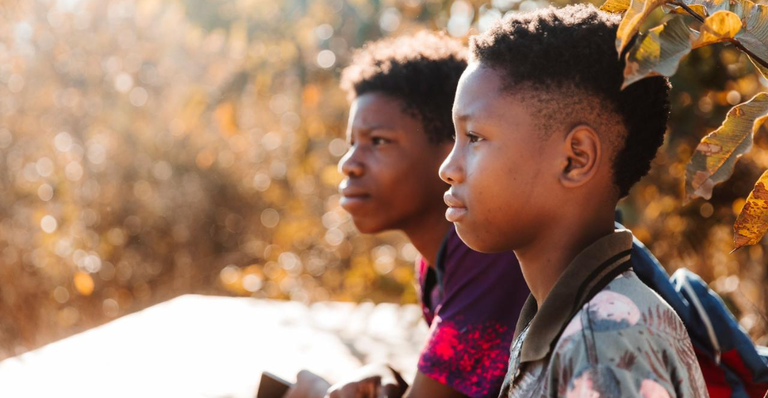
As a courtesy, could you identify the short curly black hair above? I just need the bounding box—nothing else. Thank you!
[340,31,467,144]
[470,4,671,198]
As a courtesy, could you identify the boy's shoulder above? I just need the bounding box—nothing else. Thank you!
[547,270,709,397]
[558,270,688,347]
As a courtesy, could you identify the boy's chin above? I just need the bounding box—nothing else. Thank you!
[454,224,510,253]
[350,217,390,235]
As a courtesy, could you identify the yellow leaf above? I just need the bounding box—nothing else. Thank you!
[616,0,669,55]
[691,10,742,47]
[680,0,768,76]
[685,92,768,201]
[667,4,708,16]
[601,0,631,14]
[622,16,695,88]
[733,169,768,250]
[74,272,94,296]
[712,0,753,16]
[681,0,752,17]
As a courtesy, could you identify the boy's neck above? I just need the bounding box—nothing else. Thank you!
[403,210,452,267]
[515,208,616,306]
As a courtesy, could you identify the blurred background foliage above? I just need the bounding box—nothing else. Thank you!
[0,0,766,359]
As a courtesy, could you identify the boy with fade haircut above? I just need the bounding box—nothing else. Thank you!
[440,5,708,398]
[284,32,529,398]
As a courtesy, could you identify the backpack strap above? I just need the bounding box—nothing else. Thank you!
[673,272,721,364]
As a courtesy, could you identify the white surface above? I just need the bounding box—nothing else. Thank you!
[0,295,429,398]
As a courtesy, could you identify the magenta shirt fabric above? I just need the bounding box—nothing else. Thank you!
[416,226,529,398]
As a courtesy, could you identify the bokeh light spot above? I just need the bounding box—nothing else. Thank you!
[261,208,280,228]
[220,265,240,285]
[379,8,401,32]
[74,272,95,296]
[242,274,263,292]
[726,90,741,105]
[315,23,334,40]
[65,161,83,181]
[324,228,344,246]
[102,298,119,317]
[53,286,70,304]
[38,184,54,201]
[54,132,73,152]
[41,215,58,233]
[36,157,54,177]
[328,138,348,157]
[129,86,148,107]
[316,50,336,69]
[114,72,134,93]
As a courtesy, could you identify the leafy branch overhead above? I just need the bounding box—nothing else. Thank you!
[601,0,768,250]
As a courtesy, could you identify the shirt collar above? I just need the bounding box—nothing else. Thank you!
[514,229,633,363]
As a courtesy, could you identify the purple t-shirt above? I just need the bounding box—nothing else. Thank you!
[416,226,529,398]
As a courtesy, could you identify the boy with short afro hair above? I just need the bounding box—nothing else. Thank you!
[285,31,529,398]
[440,4,708,397]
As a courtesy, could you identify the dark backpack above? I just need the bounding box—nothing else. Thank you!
[623,224,768,397]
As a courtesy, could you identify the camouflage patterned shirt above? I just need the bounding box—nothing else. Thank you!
[499,230,709,398]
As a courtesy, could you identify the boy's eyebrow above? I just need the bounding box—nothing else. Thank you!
[453,111,473,123]
[350,125,398,134]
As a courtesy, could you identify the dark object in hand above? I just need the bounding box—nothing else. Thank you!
[257,372,292,398]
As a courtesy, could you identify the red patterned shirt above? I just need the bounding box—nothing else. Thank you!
[417,226,529,398]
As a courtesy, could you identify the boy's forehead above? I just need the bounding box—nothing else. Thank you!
[349,93,400,124]
[346,92,422,136]
[454,64,513,120]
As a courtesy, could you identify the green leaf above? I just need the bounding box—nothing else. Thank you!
[685,92,768,202]
[601,0,632,14]
[679,0,751,17]
[733,169,768,250]
[616,0,670,55]
[749,55,768,79]
[622,16,695,88]
[734,3,768,66]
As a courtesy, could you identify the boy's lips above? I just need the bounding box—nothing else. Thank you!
[339,185,372,209]
[443,191,467,222]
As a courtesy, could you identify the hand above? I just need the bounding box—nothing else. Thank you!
[324,364,407,398]
[283,370,332,398]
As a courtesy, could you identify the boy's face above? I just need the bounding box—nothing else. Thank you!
[440,63,561,252]
[339,92,452,234]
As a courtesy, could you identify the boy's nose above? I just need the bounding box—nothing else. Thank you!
[338,149,364,178]
[439,146,463,184]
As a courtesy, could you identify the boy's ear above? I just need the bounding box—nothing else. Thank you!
[559,125,601,188]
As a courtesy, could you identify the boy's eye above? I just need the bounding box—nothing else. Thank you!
[467,132,483,143]
[372,137,390,146]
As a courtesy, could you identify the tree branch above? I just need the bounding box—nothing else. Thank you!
[671,1,768,69]
[675,2,705,22]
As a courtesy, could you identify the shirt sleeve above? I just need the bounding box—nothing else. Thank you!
[417,230,529,398]
[548,301,709,398]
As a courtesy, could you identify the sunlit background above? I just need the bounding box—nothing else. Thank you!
[0,0,766,359]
